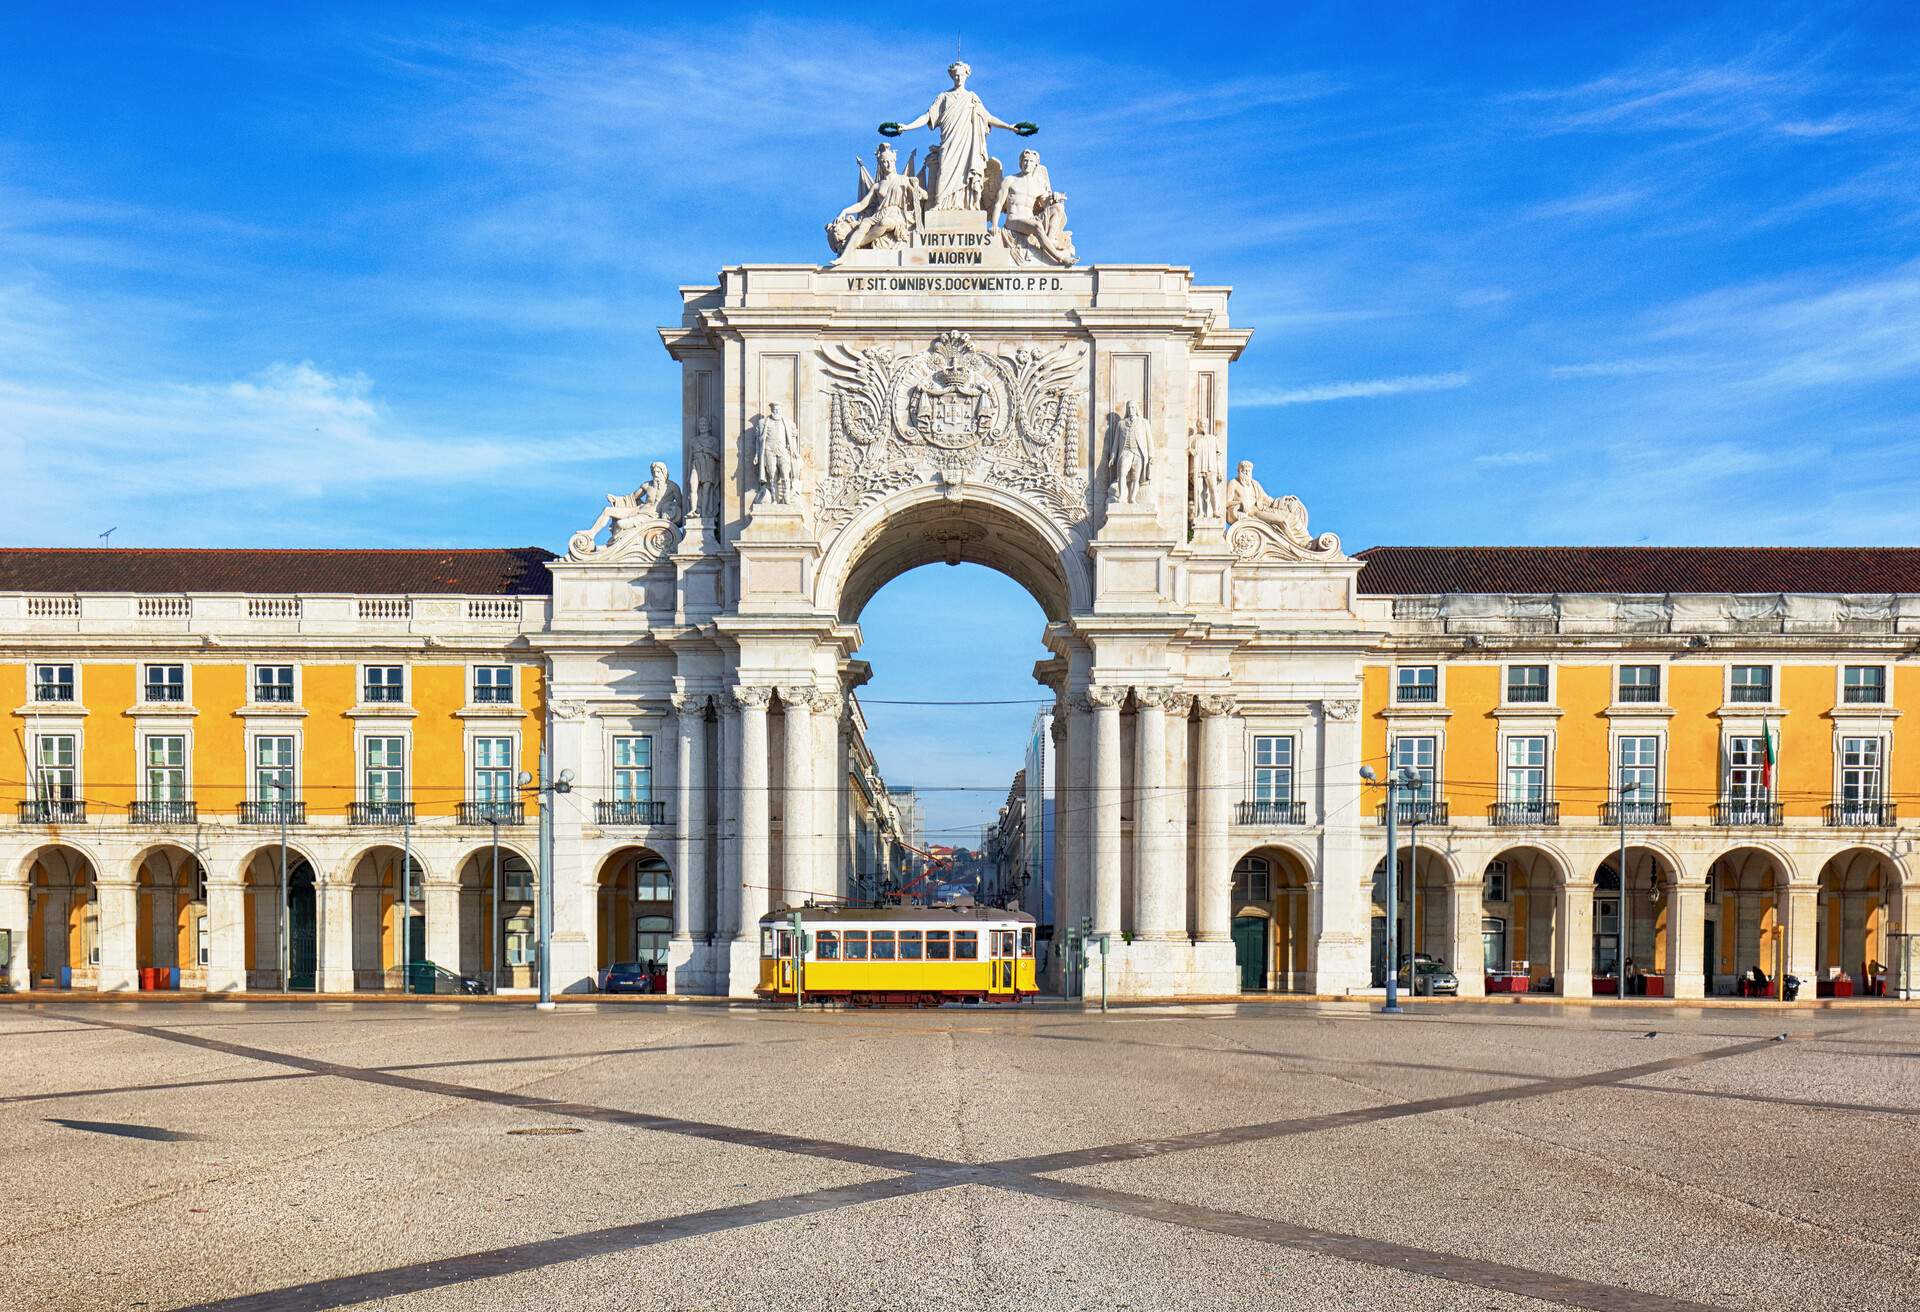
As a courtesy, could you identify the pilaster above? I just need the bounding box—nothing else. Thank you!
[1132,688,1177,939]
[1088,685,1124,936]
[1448,880,1486,997]
[778,687,814,909]
[1560,880,1595,997]
[95,878,137,992]
[318,879,355,994]
[206,878,247,993]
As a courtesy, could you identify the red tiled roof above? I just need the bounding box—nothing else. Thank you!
[1355,546,1920,596]
[0,548,555,596]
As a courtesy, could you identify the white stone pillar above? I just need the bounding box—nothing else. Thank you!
[1313,699,1370,993]
[1670,878,1708,1000]
[715,698,741,939]
[1132,689,1177,939]
[1088,685,1124,936]
[424,881,458,971]
[206,878,247,992]
[1786,880,1819,1001]
[670,695,699,942]
[1195,695,1236,943]
[1560,879,1595,996]
[815,691,846,902]
[96,878,137,991]
[778,688,814,909]
[0,880,25,991]
[1449,880,1486,997]
[318,878,355,993]
[546,704,595,993]
[735,686,773,935]
[1049,711,1071,935]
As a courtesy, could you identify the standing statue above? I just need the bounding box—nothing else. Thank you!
[687,415,722,522]
[995,148,1076,266]
[1188,420,1222,520]
[568,461,685,559]
[826,143,927,257]
[752,402,803,506]
[1103,401,1154,505]
[880,61,1035,213]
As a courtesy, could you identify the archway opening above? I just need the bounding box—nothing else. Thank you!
[1231,847,1311,992]
[1480,847,1566,993]
[135,845,206,987]
[241,846,318,991]
[1594,845,1679,997]
[25,845,96,989]
[1817,847,1899,997]
[597,847,672,987]
[347,846,426,991]
[458,845,536,990]
[1706,847,1791,997]
[1370,844,1455,990]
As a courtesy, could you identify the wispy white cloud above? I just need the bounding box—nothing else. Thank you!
[1472,450,1549,468]
[1548,356,1698,378]
[1239,371,1472,407]
[1521,186,1651,221]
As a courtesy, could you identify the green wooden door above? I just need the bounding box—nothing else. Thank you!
[287,869,317,991]
[1231,916,1268,992]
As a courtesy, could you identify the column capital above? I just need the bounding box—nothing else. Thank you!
[776,685,816,710]
[1133,687,1174,711]
[1163,691,1196,718]
[1049,713,1068,745]
[1197,693,1240,718]
[669,691,709,715]
[728,684,774,710]
[1086,684,1127,710]
[809,689,845,717]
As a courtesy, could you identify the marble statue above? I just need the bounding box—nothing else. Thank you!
[1103,401,1153,505]
[752,403,802,506]
[995,148,1076,266]
[1188,420,1222,520]
[880,61,1035,214]
[568,461,685,560]
[1224,459,1343,560]
[687,415,722,522]
[827,143,927,257]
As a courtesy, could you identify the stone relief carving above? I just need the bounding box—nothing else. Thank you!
[1084,684,1126,709]
[816,330,1087,532]
[751,403,804,507]
[879,62,1036,215]
[776,686,816,710]
[728,685,773,710]
[811,689,846,718]
[1163,691,1197,718]
[994,148,1076,267]
[1102,402,1153,505]
[827,143,927,257]
[687,416,722,523]
[550,700,588,722]
[567,461,686,562]
[1197,694,1239,718]
[1224,460,1344,563]
[1188,421,1222,522]
[1133,686,1173,710]
[1324,698,1359,722]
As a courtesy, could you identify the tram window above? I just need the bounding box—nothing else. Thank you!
[926,931,951,960]
[776,930,793,958]
[760,928,775,958]
[870,930,896,960]
[1020,928,1034,957]
[954,931,978,960]
[843,930,868,960]
[897,930,923,960]
[817,931,839,961]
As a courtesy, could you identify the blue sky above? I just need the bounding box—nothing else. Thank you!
[4,3,1917,836]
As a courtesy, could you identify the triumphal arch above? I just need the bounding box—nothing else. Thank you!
[542,63,1374,997]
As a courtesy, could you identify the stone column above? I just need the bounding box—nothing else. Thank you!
[0,880,25,991]
[545,703,595,992]
[1669,878,1708,1000]
[1559,879,1595,997]
[670,695,701,942]
[1449,880,1486,997]
[1313,699,1370,993]
[778,688,814,908]
[1786,879,1820,1001]
[714,697,741,939]
[814,691,846,902]
[424,881,458,970]
[205,878,247,992]
[318,877,355,993]
[1195,695,1237,943]
[1088,685,1125,936]
[734,686,773,936]
[1132,688,1177,940]
[95,878,137,991]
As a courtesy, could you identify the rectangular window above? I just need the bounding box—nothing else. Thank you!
[1725,736,1767,799]
[815,930,838,961]
[364,736,406,802]
[506,864,535,901]
[1252,735,1293,806]
[255,735,295,803]
[1391,736,1437,801]
[1232,856,1271,904]
[925,931,951,961]
[1503,736,1547,803]
[145,735,187,801]
[363,666,405,704]
[143,664,186,703]
[1020,927,1034,956]
[197,914,209,967]
[1842,666,1886,705]
[1840,737,1883,804]
[954,930,978,960]
[1484,860,1508,904]
[1505,666,1549,704]
[1618,665,1660,703]
[35,734,77,800]
[1730,665,1773,704]
[842,930,868,961]
[33,663,75,703]
[474,665,514,704]
[1394,666,1438,704]
[506,917,534,965]
[254,665,295,703]
[612,736,653,802]
[897,929,923,961]
[472,736,514,802]
[870,929,896,961]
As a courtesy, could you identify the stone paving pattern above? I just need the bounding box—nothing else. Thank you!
[1,1001,1916,1311]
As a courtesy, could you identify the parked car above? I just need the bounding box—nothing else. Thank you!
[1397,957,1459,997]
[602,961,655,995]
[406,960,492,996]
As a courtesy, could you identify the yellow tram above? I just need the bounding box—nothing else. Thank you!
[757,904,1039,1005]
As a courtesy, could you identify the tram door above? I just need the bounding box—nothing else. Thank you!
[776,928,796,992]
[989,930,1016,994]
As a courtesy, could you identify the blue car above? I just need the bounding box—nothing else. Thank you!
[602,962,655,994]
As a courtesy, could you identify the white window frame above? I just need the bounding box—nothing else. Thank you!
[30,661,78,704]
[1250,734,1295,807]
[1483,860,1509,904]
[1613,732,1663,810]
[1501,733,1550,804]
[1838,663,1889,707]
[31,730,81,803]
[361,664,407,706]
[1502,664,1552,707]
[1615,662,1662,705]
[141,662,189,705]
[1723,735,1770,801]
[1726,662,1776,706]
[1392,664,1441,706]
[471,664,516,706]
[1837,735,1884,807]
[139,731,191,803]
[610,734,654,803]
[1389,734,1439,803]
[250,732,300,804]
[358,732,410,804]
[251,663,298,706]
[470,733,518,803]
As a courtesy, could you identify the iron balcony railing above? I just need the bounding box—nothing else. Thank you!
[1616,683,1660,703]
[1824,799,1896,827]
[1394,684,1438,704]
[1600,800,1671,826]
[1376,799,1447,825]
[1728,684,1773,704]
[1488,800,1559,827]
[252,684,295,703]
[1505,684,1550,704]
[18,799,85,824]
[349,801,415,826]
[362,683,405,704]
[1237,799,1307,826]
[1713,797,1783,826]
[460,800,526,825]
[129,800,196,825]
[33,683,75,702]
[238,800,306,825]
[472,686,513,704]
[596,799,669,826]
[142,684,185,703]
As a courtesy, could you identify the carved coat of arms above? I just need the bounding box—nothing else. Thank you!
[818,331,1087,531]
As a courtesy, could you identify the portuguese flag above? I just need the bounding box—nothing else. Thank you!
[1759,719,1776,790]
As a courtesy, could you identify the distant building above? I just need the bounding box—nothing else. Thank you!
[889,786,924,853]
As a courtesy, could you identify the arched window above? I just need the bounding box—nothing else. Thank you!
[633,856,672,902]
[1232,855,1271,904]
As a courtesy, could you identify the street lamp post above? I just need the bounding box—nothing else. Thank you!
[268,776,290,991]
[488,811,502,994]
[1361,765,1420,1014]
[519,748,574,1011]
